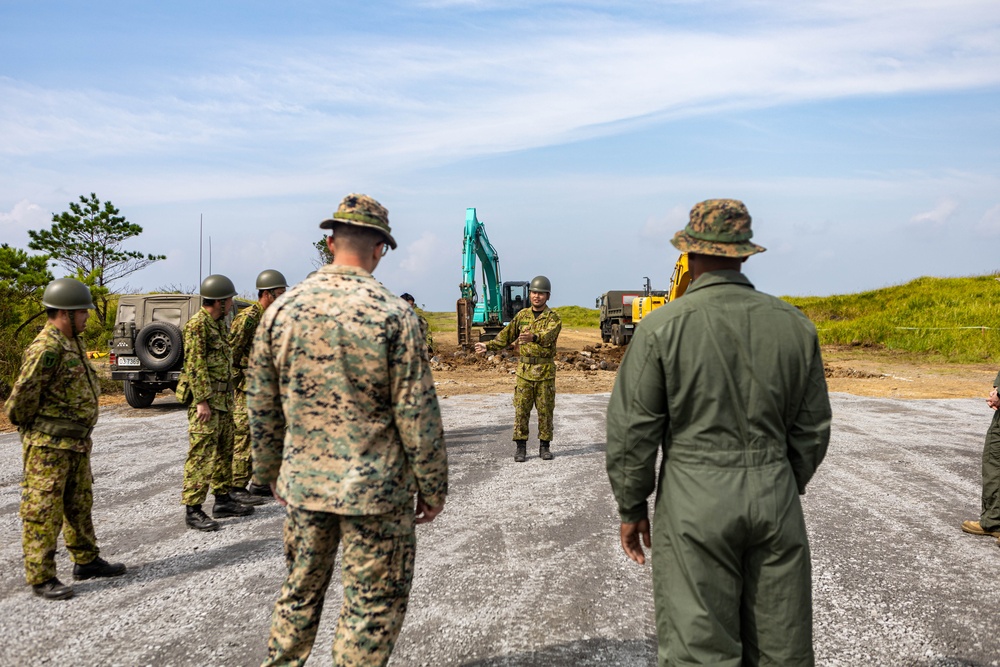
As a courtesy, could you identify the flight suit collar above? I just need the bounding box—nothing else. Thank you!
[686,269,755,294]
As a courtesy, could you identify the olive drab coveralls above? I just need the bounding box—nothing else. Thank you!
[979,370,1000,531]
[606,270,832,667]
[5,323,103,585]
[229,301,263,489]
[176,307,235,505]
[485,306,562,441]
[248,264,448,667]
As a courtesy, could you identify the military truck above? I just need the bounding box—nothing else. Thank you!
[595,290,642,346]
[109,294,248,408]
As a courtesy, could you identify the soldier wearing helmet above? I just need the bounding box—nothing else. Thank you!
[5,278,126,600]
[248,193,447,666]
[227,269,288,503]
[606,199,831,665]
[175,274,254,531]
[400,292,435,357]
[475,274,562,462]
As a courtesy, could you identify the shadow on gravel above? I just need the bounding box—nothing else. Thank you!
[908,659,985,667]
[459,637,656,666]
[446,426,513,448]
[136,538,275,581]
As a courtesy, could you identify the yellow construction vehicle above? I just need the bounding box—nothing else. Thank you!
[630,253,691,325]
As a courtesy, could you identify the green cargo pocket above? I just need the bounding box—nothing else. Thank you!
[189,411,219,436]
[20,475,59,523]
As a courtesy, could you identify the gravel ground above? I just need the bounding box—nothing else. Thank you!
[0,393,998,667]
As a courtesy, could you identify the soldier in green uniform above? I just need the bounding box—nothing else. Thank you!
[229,269,288,503]
[400,292,435,357]
[606,199,832,666]
[248,193,448,667]
[5,278,126,600]
[960,372,1000,541]
[175,274,254,531]
[475,276,562,462]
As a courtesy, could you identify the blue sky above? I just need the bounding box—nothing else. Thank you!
[2,1,999,311]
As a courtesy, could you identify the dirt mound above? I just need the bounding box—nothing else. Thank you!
[431,341,624,374]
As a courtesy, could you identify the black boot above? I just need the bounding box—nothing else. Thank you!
[539,441,553,461]
[514,440,527,463]
[229,486,267,506]
[32,577,74,601]
[186,504,220,531]
[212,493,255,518]
[73,556,127,581]
[247,481,273,497]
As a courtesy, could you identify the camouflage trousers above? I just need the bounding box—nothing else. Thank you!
[980,409,1000,531]
[20,445,99,585]
[232,390,253,489]
[262,505,416,667]
[513,376,555,441]
[181,405,235,506]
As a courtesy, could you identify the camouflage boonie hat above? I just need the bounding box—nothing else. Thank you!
[670,199,766,258]
[319,193,397,250]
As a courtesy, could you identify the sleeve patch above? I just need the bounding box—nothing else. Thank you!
[42,351,58,369]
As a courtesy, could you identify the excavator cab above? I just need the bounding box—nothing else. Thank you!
[502,281,529,322]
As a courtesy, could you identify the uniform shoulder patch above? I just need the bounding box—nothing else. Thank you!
[42,351,58,369]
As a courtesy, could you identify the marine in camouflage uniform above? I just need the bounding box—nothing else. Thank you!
[5,278,126,600]
[477,276,562,462]
[961,371,1000,542]
[401,292,435,357]
[175,274,253,530]
[606,199,832,666]
[248,194,447,667]
[229,269,288,502]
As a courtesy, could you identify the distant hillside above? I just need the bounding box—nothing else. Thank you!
[784,275,1000,364]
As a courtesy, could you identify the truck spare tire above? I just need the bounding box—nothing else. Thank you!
[135,322,184,371]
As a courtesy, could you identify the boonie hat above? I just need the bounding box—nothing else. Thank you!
[320,193,397,250]
[670,199,766,258]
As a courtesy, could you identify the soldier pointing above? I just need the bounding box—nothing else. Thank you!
[475,275,562,462]
[5,278,126,600]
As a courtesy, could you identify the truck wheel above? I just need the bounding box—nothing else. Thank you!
[611,324,621,346]
[135,322,184,371]
[123,380,156,408]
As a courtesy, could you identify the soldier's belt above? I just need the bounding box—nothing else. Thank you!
[520,356,554,365]
[30,416,94,440]
[212,381,232,393]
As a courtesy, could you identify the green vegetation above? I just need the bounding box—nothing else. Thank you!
[783,275,1000,364]
[552,305,600,328]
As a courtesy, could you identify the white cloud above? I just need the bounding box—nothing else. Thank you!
[0,199,49,247]
[909,198,959,227]
[976,204,1000,235]
[399,232,442,275]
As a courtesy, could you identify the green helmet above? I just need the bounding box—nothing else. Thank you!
[200,274,237,299]
[529,275,551,294]
[41,278,96,310]
[255,269,288,291]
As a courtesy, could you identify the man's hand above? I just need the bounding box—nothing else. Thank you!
[620,519,651,565]
[271,482,287,507]
[988,387,999,411]
[416,495,444,524]
[196,400,212,423]
[517,330,534,344]
[473,342,487,355]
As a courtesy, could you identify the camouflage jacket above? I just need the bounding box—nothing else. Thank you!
[229,301,263,393]
[416,312,435,356]
[248,264,448,515]
[177,308,232,411]
[4,323,100,453]
[485,306,562,381]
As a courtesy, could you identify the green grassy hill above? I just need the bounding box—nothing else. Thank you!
[784,275,1000,364]
[424,274,1000,363]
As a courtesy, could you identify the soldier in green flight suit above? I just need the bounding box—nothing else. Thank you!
[606,199,832,666]
[229,269,288,503]
[475,276,562,462]
[5,278,126,600]
[175,274,254,531]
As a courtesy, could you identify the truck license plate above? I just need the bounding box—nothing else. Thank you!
[117,356,140,367]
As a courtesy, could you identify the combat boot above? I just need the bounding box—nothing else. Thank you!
[229,486,268,506]
[514,440,527,463]
[213,493,255,518]
[32,577,74,601]
[247,481,273,497]
[186,504,220,531]
[539,440,553,461]
[73,556,127,581]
